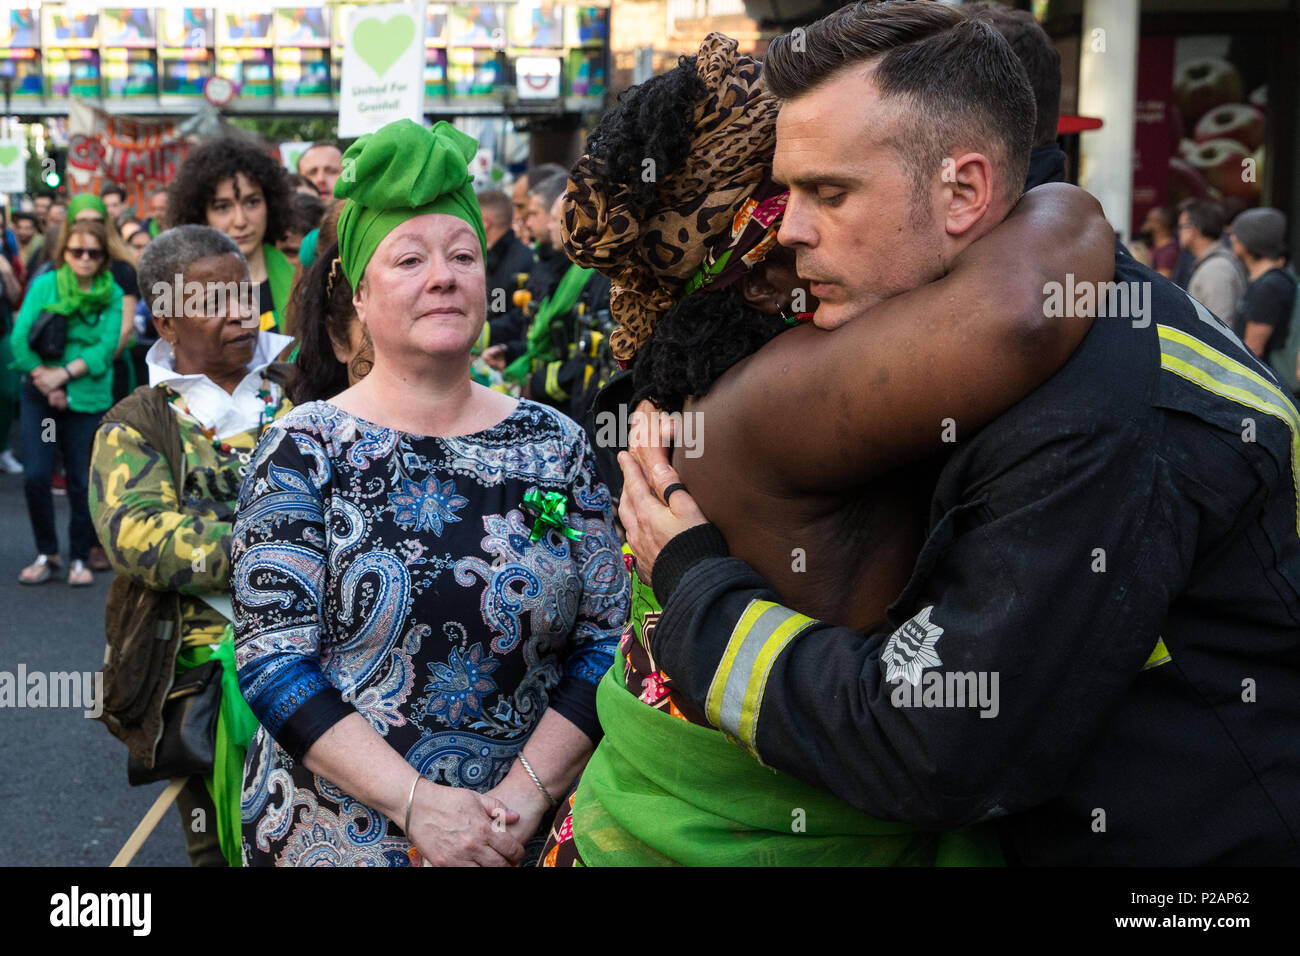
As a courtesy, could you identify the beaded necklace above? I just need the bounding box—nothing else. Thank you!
[167,382,279,476]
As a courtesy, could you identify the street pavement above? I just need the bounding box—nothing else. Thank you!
[0,468,189,866]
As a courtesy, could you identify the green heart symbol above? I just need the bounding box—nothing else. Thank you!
[0,146,19,167]
[354,15,415,78]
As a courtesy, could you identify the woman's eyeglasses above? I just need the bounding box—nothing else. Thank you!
[66,248,105,261]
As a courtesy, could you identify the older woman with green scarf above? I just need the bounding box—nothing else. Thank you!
[231,119,627,866]
[11,217,123,586]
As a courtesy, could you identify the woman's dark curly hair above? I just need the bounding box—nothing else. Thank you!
[287,239,371,404]
[630,286,789,413]
[582,54,790,412]
[584,55,706,215]
[166,137,292,245]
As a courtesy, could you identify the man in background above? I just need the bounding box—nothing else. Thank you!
[1230,207,1294,372]
[478,188,536,301]
[296,142,344,200]
[32,193,52,231]
[141,189,168,237]
[13,211,41,266]
[1138,206,1180,279]
[100,183,127,224]
[1181,198,1247,330]
[511,162,566,240]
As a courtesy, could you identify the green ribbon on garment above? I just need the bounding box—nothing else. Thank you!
[521,489,584,542]
[176,626,259,868]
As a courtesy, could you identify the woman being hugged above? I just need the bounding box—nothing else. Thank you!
[231,119,627,867]
[10,218,123,586]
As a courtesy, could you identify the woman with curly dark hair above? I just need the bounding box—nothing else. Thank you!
[165,137,295,334]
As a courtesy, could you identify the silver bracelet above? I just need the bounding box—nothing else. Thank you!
[517,752,558,809]
[404,772,422,837]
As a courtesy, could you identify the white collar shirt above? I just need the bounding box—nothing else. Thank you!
[146,330,294,440]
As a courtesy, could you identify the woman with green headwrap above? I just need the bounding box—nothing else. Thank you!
[231,119,627,866]
[10,217,123,586]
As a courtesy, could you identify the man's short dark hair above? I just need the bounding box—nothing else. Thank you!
[964,1,1060,147]
[476,189,514,228]
[528,173,569,209]
[12,211,36,225]
[764,0,1037,205]
[100,183,126,202]
[527,162,567,187]
[1182,199,1226,240]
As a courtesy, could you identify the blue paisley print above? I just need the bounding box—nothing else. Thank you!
[389,475,469,534]
[231,398,628,867]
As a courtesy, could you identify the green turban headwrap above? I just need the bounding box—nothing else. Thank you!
[334,119,487,289]
[68,194,108,219]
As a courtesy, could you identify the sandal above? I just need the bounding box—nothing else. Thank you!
[68,560,94,587]
[19,554,61,585]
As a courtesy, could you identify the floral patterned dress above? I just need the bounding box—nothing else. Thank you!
[231,398,627,866]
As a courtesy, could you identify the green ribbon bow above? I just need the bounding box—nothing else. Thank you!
[522,489,585,542]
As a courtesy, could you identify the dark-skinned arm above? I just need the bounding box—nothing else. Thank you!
[714,183,1115,493]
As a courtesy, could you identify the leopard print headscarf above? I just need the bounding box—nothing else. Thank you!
[562,33,780,363]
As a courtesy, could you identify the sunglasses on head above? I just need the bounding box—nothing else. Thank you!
[67,247,104,260]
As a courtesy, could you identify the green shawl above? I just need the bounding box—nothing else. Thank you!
[46,264,115,319]
[569,566,1004,866]
[263,244,293,332]
[503,263,593,384]
[177,629,259,869]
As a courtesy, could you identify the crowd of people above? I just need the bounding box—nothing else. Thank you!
[2,0,1297,868]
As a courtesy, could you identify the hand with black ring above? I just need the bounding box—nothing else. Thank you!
[618,401,707,585]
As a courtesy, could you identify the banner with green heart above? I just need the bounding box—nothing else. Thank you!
[339,1,425,138]
[0,140,24,192]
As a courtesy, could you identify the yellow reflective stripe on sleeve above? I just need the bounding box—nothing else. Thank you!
[705,599,816,759]
[544,362,568,401]
[1143,638,1172,671]
[1158,324,1300,536]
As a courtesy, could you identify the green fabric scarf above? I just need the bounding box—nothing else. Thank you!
[503,263,592,383]
[176,627,259,868]
[334,119,487,289]
[569,565,1005,866]
[263,243,293,331]
[46,264,114,318]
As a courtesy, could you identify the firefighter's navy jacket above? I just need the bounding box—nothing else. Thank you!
[649,245,1300,865]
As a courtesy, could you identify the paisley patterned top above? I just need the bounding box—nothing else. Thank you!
[231,398,628,866]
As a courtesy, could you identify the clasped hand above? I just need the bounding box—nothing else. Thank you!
[30,365,69,396]
[405,780,525,867]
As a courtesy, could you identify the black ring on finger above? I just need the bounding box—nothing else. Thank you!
[662,482,687,506]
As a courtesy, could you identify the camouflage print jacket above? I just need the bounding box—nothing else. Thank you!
[90,367,295,649]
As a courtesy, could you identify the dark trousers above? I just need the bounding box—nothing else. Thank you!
[175,775,227,867]
[19,379,102,561]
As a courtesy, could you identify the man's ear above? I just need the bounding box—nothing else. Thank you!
[942,152,995,238]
